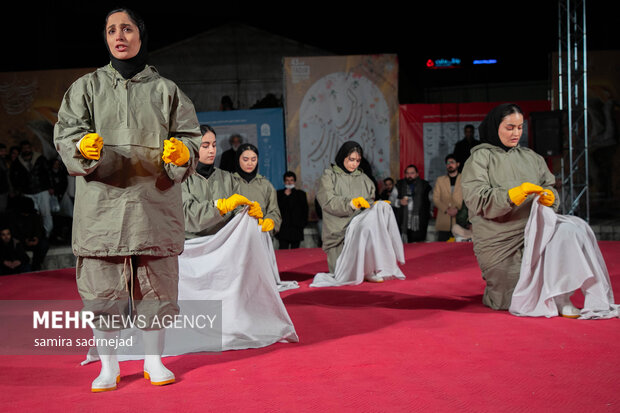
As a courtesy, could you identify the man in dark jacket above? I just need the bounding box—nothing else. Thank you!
[453,124,480,172]
[391,164,432,243]
[219,134,243,173]
[276,171,308,249]
[0,225,31,275]
[9,140,53,237]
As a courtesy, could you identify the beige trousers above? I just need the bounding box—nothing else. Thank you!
[76,255,179,330]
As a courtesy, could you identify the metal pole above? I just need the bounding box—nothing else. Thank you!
[583,0,589,222]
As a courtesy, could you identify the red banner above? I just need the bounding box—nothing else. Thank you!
[398,100,551,183]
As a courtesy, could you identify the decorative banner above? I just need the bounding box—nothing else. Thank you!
[283,55,399,204]
[196,108,286,187]
[0,68,94,158]
[399,100,551,185]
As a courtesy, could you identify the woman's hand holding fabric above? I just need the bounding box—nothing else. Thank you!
[216,194,252,215]
[79,133,103,160]
[247,201,263,219]
[162,137,190,166]
[258,218,274,232]
[350,197,370,209]
[538,189,555,207]
[508,182,544,206]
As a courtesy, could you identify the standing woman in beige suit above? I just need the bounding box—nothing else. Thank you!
[432,154,463,241]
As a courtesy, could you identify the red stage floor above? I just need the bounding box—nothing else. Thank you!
[1,242,619,412]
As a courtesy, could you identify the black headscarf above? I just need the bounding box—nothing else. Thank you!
[335,140,363,174]
[478,103,523,152]
[196,162,215,180]
[235,143,259,183]
[104,8,148,80]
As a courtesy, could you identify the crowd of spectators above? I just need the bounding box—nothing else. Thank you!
[0,140,73,275]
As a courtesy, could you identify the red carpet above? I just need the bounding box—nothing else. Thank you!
[1,242,619,412]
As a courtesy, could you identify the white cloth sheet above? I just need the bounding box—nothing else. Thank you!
[82,210,298,364]
[310,201,406,287]
[510,197,619,319]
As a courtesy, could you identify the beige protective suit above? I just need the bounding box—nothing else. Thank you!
[316,165,375,273]
[233,172,282,233]
[461,143,558,310]
[53,64,201,327]
[182,167,239,238]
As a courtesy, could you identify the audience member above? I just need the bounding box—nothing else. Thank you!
[276,171,308,249]
[220,95,235,111]
[219,134,243,173]
[379,177,394,200]
[314,197,323,248]
[9,140,53,237]
[0,225,31,275]
[0,144,11,213]
[49,158,72,244]
[453,124,480,172]
[432,154,463,241]
[390,165,432,242]
[8,196,49,271]
[8,146,20,165]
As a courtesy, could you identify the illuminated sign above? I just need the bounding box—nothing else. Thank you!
[426,58,499,69]
[473,59,498,65]
[426,58,461,69]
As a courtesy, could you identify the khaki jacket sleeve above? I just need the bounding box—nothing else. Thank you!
[461,150,513,220]
[264,182,282,233]
[537,155,560,211]
[163,87,201,183]
[53,78,106,177]
[317,170,355,218]
[181,178,225,234]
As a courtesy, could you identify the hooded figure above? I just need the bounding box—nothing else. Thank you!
[54,8,201,392]
[233,143,282,233]
[461,103,558,310]
[316,141,375,274]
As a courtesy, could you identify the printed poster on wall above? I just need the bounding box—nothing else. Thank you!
[0,68,94,158]
[283,54,399,202]
[196,108,286,187]
[399,100,551,186]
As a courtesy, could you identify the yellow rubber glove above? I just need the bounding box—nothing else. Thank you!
[351,197,371,209]
[79,133,103,160]
[258,218,274,232]
[162,137,190,166]
[508,182,544,206]
[247,201,263,219]
[216,194,252,215]
[538,189,555,207]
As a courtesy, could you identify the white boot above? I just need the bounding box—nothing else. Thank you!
[142,329,175,386]
[365,271,384,283]
[555,292,581,319]
[91,329,121,392]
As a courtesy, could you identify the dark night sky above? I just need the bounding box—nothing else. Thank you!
[3,1,619,99]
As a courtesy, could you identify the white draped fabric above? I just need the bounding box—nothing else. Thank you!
[310,201,406,287]
[510,197,620,319]
[82,210,298,364]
